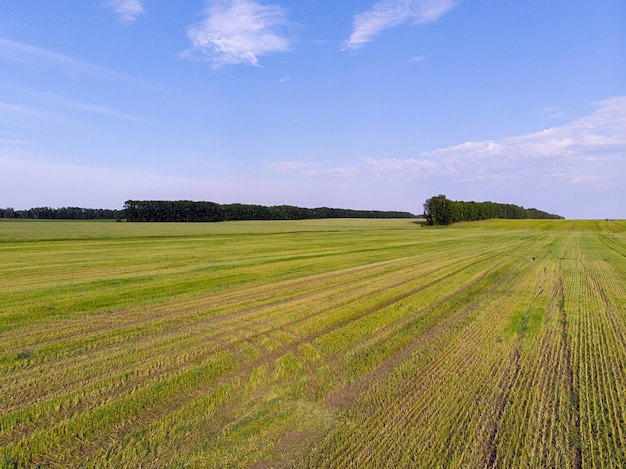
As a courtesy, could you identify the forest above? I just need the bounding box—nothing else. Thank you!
[1,197,563,224]
[0,202,413,222]
[0,206,122,220]
[122,200,416,222]
[423,194,563,225]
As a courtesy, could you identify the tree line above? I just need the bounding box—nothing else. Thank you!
[423,194,563,226]
[123,200,416,222]
[0,207,122,220]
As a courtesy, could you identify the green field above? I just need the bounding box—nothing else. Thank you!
[1,218,625,468]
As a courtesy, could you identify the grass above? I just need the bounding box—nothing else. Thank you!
[0,218,624,467]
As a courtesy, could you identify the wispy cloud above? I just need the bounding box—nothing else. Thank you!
[0,93,144,142]
[184,0,293,68]
[373,97,626,184]
[537,106,565,120]
[0,155,284,210]
[264,161,362,179]
[267,97,626,187]
[0,101,56,120]
[265,161,314,173]
[0,37,160,88]
[32,91,145,122]
[344,0,459,50]
[0,139,32,146]
[63,101,144,122]
[0,37,103,73]
[104,0,145,24]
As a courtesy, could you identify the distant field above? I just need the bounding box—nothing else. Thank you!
[1,219,624,468]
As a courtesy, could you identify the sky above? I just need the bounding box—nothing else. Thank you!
[1,1,625,219]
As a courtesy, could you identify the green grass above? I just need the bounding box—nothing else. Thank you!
[0,218,624,467]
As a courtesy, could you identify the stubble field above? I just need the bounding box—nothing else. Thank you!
[0,218,624,468]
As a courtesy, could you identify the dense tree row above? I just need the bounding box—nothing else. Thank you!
[123,200,416,222]
[0,207,122,220]
[423,194,563,226]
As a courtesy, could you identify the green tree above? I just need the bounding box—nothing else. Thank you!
[423,194,453,225]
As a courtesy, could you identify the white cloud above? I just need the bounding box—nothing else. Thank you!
[34,92,145,122]
[0,139,32,146]
[0,101,54,120]
[0,155,275,210]
[264,161,314,173]
[262,100,625,218]
[537,106,565,120]
[185,0,293,68]
[373,96,626,184]
[363,156,439,175]
[0,37,158,88]
[267,97,626,188]
[264,161,361,179]
[344,0,458,50]
[0,96,143,134]
[104,0,145,24]
[0,37,103,74]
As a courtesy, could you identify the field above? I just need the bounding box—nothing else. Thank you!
[1,218,625,468]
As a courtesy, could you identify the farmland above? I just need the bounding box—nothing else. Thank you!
[0,218,625,468]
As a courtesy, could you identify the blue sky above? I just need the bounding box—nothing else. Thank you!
[1,0,624,218]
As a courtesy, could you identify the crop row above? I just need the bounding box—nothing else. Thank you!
[0,221,624,467]
[303,231,626,468]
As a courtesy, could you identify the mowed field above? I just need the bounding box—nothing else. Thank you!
[0,218,625,468]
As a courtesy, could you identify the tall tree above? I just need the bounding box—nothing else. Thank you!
[423,194,563,225]
[423,194,453,225]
